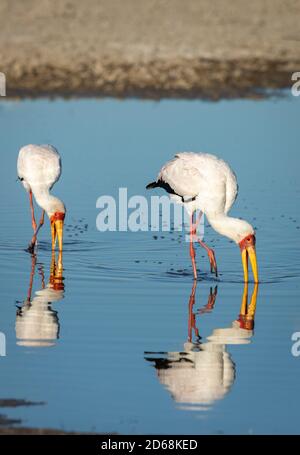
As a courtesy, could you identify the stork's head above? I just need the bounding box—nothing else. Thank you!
[234,221,258,284]
[212,217,259,283]
[46,197,66,252]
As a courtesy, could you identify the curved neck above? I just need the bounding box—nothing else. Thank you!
[206,213,243,244]
[31,185,64,217]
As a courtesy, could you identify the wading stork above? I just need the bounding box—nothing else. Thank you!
[17,144,66,253]
[146,152,258,282]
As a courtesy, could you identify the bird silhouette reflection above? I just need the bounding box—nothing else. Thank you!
[145,282,258,410]
[16,252,65,347]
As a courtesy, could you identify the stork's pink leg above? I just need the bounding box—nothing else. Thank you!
[29,210,45,245]
[193,210,218,277]
[189,212,197,280]
[26,191,37,253]
[194,210,203,231]
[197,238,218,277]
[38,210,45,231]
[29,190,37,231]
[28,193,45,253]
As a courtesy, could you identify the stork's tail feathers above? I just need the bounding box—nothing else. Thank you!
[146,181,159,190]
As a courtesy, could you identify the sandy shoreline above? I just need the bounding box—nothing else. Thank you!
[1,0,300,97]
[5,57,297,100]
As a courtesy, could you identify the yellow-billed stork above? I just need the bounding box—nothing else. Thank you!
[17,144,66,253]
[146,152,258,282]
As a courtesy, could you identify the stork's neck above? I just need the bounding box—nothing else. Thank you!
[31,185,65,218]
[206,213,254,244]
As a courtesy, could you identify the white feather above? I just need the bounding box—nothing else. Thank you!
[158,152,238,215]
[17,144,61,191]
[17,144,65,218]
[153,152,253,243]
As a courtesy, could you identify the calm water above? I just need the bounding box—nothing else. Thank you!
[0,94,299,434]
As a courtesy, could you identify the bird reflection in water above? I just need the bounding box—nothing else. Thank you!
[145,282,258,411]
[16,252,64,347]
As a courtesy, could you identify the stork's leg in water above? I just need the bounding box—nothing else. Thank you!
[189,212,198,280]
[28,210,45,253]
[27,190,37,253]
[198,239,218,276]
[29,190,37,231]
[195,211,218,277]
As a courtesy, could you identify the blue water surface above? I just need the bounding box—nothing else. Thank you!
[0,93,299,434]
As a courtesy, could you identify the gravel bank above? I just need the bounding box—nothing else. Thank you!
[0,0,300,98]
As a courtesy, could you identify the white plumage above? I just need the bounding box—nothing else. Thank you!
[17,144,65,252]
[18,144,61,190]
[158,152,238,215]
[17,144,64,215]
[147,152,258,282]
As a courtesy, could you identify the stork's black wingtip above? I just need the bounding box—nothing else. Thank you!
[146,181,158,190]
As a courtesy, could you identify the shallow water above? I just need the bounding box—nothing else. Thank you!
[0,94,300,434]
